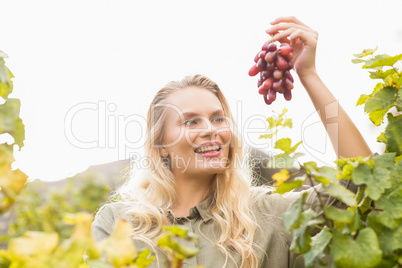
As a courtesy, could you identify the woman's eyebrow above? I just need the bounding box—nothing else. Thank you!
[180,109,224,119]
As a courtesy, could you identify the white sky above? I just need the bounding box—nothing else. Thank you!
[1,0,401,181]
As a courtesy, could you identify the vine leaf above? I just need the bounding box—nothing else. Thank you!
[375,186,402,229]
[272,169,291,186]
[367,213,402,257]
[283,192,307,231]
[323,182,357,207]
[384,117,402,156]
[303,227,332,268]
[363,86,396,126]
[362,54,402,69]
[324,206,355,224]
[274,176,305,194]
[352,162,392,201]
[353,47,378,58]
[289,209,323,254]
[332,228,382,268]
[98,219,137,267]
[0,98,25,149]
[0,55,14,99]
[274,138,302,154]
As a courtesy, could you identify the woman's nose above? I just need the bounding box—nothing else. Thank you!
[198,118,217,137]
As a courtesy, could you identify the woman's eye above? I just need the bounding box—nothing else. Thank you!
[184,119,196,126]
[213,116,225,123]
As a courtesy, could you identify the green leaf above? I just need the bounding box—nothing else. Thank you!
[324,182,357,207]
[332,228,382,268]
[373,153,396,170]
[368,108,390,126]
[274,138,302,154]
[274,177,305,194]
[324,206,355,224]
[384,117,402,155]
[303,227,332,268]
[390,159,402,185]
[377,132,387,143]
[395,89,402,112]
[267,152,304,169]
[312,166,338,184]
[363,86,396,126]
[289,209,322,254]
[356,94,369,106]
[368,213,402,257]
[364,86,396,113]
[362,53,402,69]
[375,186,402,229]
[0,59,13,99]
[283,192,307,231]
[353,47,378,58]
[351,58,365,64]
[369,69,396,80]
[0,98,25,149]
[352,162,392,200]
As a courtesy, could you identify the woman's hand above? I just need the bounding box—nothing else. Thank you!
[266,16,318,79]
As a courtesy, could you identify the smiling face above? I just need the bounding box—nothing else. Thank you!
[161,86,232,178]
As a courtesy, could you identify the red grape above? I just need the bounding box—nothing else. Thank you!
[278,45,293,56]
[284,78,294,90]
[248,40,295,105]
[263,92,271,105]
[248,64,260,76]
[267,43,277,52]
[268,88,277,102]
[261,41,269,51]
[276,55,288,70]
[264,52,276,63]
[256,58,267,70]
[262,70,273,78]
[273,69,282,80]
[284,89,292,101]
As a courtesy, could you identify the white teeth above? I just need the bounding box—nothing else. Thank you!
[195,145,220,153]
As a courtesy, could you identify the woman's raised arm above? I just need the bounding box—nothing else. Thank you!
[267,16,372,159]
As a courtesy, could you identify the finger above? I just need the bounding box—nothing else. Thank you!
[268,30,292,44]
[289,29,318,46]
[270,16,308,27]
[266,22,312,36]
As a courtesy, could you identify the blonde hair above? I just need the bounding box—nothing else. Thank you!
[115,74,260,267]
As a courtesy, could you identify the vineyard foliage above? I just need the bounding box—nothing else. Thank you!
[0,48,401,268]
[0,51,201,268]
[261,48,402,267]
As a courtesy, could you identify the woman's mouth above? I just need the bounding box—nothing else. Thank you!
[194,145,222,154]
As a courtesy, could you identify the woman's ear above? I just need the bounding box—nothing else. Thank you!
[159,146,168,157]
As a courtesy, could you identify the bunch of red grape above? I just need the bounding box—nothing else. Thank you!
[248,41,294,105]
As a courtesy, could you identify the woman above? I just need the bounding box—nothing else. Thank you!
[92,17,372,268]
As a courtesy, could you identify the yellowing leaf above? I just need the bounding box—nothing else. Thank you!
[356,94,369,106]
[0,166,28,213]
[274,138,302,154]
[272,169,291,186]
[99,219,137,267]
[8,231,59,261]
[353,47,378,58]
